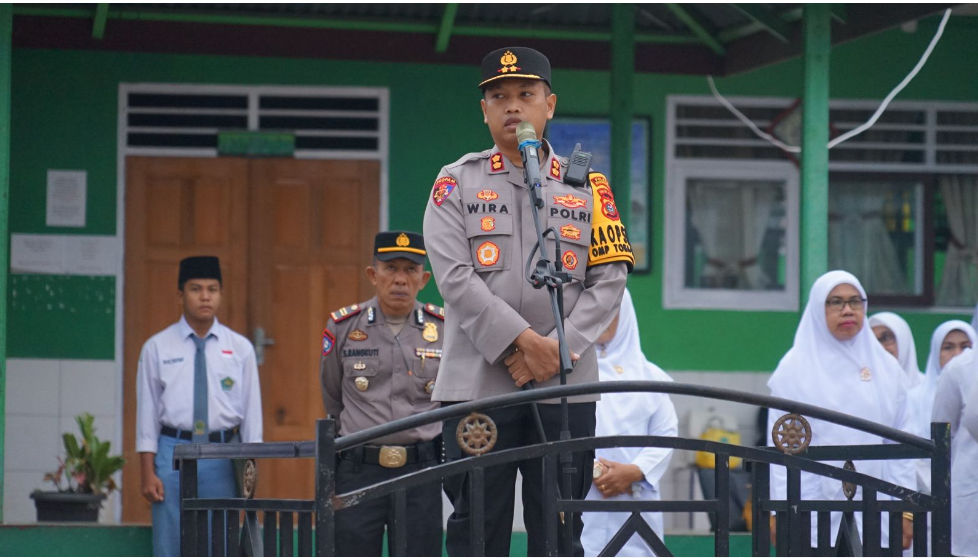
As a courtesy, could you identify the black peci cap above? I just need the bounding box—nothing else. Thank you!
[479,47,552,90]
[178,256,222,289]
[374,231,426,265]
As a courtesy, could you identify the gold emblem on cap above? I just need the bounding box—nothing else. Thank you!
[423,322,439,343]
[355,376,369,391]
[425,380,435,394]
[499,50,521,74]
[396,233,410,247]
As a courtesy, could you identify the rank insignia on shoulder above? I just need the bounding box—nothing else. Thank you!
[432,176,457,206]
[423,303,445,320]
[489,152,505,173]
[348,329,368,342]
[330,304,362,323]
[550,158,561,179]
[322,329,336,356]
[423,322,439,343]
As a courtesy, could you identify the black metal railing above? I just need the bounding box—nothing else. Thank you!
[175,381,951,557]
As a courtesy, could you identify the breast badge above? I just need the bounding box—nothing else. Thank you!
[423,322,439,343]
[355,376,370,391]
[480,217,496,232]
[860,367,872,381]
[561,250,578,270]
[348,329,368,342]
[477,241,500,266]
[477,189,499,201]
[425,380,436,394]
[559,224,581,240]
[553,194,587,209]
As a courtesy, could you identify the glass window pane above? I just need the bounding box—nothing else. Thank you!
[828,178,923,296]
[684,178,787,290]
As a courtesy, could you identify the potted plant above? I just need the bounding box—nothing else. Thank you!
[31,413,125,522]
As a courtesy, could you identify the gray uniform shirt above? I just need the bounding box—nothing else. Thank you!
[320,296,445,444]
[423,143,631,403]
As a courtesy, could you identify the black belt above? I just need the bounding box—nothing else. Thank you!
[161,425,239,443]
[342,439,439,468]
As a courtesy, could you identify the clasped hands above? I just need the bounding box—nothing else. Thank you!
[593,458,645,498]
[504,328,579,387]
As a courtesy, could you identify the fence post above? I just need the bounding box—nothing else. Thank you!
[931,422,951,556]
[316,419,337,557]
[179,457,199,557]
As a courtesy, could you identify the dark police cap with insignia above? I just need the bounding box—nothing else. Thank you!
[479,46,552,90]
[374,231,426,265]
[179,256,222,289]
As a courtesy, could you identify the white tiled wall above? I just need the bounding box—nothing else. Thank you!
[4,358,121,524]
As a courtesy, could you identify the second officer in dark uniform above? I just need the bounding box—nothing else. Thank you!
[320,231,445,556]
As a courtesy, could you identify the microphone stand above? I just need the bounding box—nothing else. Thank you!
[518,135,575,543]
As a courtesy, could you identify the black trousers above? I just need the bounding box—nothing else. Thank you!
[442,402,597,557]
[334,445,443,557]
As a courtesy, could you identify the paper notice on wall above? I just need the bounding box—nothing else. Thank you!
[10,234,119,276]
[63,236,120,275]
[46,170,87,227]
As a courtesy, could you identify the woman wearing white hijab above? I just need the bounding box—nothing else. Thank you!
[931,347,978,556]
[767,270,914,550]
[582,289,678,557]
[906,320,976,493]
[868,312,922,388]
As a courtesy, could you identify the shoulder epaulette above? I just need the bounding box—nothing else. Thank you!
[330,303,363,323]
[445,149,491,171]
[423,303,445,320]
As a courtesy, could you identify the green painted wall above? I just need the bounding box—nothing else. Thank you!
[7,14,977,370]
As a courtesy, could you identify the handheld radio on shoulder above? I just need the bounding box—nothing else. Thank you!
[564,143,592,187]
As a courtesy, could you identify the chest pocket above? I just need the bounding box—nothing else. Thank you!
[342,358,379,379]
[544,186,593,282]
[462,187,514,273]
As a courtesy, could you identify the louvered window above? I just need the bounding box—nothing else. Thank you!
[122,85,387,158]
[666,96,978,310]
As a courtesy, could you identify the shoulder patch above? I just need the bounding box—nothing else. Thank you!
[330,304,363,323]
[423,303,445,320]
[432,176,458,206]
[322,328,336,356]
[587,172,635,273]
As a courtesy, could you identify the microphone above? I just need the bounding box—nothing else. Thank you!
[516,122,544,203]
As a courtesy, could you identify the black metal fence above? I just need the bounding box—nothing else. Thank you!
[175,381,951,556]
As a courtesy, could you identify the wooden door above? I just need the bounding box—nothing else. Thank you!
[122,157,379,521]
[122,157,250,523]
[248,159,379,500]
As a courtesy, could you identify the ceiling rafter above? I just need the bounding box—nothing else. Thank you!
[665,3,725,55]
[731,4,789,43]
[435,3,458,53]
[92,3,109,39]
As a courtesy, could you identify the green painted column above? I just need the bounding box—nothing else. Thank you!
[801,4,830,304]
[610,3,634,228]
[0,3,11,523]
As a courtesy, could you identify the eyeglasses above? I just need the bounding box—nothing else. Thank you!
[825,297,866,312]
[876,332,896,345]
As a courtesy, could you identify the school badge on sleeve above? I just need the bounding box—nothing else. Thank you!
[432,176,457,206]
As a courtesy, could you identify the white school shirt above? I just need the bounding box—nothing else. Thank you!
[136,315,263,453]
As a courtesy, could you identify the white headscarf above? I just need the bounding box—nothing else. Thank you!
[907,320,978,438]
[972,303,977,332]
[868,312,922,388]
[768,271,910,436]
[598,288,673,386]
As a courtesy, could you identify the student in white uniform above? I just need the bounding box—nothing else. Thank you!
[905,320,976,494]
[868,312,922,388]
[582,289,678,557]
[136,256,263,557]
[931,347,978,557]
[767,270,914,551]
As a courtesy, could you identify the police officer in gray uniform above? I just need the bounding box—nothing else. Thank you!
[320,231,445,557]
[423,47,633,556]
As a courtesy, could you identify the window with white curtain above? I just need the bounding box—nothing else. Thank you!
[664,161,799,311]
[667,95,978,311]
